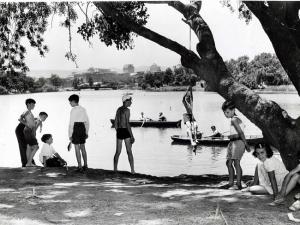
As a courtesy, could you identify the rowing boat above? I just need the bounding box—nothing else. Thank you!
[171,135,264,145]
[110,119,182,128]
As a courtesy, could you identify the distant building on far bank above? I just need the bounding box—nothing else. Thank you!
[123,64,135,73]
[149,63,161,73]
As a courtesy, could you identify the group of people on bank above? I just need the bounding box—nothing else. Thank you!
[15,95,89,172]
[14,90,300,208]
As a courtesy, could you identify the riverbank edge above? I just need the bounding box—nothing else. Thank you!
[1,167,300,225]
[0,166,253,184]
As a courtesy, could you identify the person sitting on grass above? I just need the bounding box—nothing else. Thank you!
[270,155,300,206]
[39,134,67,167]
[243,143,288,200]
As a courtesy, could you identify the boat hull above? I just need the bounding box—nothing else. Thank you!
[171,135,264,146]
[110,119,181,128]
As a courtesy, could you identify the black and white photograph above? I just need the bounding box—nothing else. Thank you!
[1,0,300,224]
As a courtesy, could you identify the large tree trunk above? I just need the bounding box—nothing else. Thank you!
[244,1,300,96]
[95,1,300,170]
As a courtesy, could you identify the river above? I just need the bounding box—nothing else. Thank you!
[1,90,299,176]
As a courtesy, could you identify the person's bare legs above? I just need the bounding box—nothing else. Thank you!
[80,144,88,168]
[124,138,135,174]
[226,159,235,187]
[26,145,38,167]
[249,185,269,195]
[74,144,82,168]
[114,139,122,171]
[285,174,300,196]
[234,159,242,187]
[25,145,31,166]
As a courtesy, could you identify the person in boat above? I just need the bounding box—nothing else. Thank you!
[140,112,152,122]
[210,125,222,138]
[158,112,167,122]
[114,94,135,174]
[221,100,250,190]
[182,86,198,146]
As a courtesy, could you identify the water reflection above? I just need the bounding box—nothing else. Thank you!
[209,146,223,161]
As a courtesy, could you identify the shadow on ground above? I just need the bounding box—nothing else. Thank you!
[0,167,298,225]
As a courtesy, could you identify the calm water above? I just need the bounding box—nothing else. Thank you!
[1,90,300,176]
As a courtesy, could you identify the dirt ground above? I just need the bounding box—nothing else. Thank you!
[0,167,299,225]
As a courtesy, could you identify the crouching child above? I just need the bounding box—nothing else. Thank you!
[39,134,67,167]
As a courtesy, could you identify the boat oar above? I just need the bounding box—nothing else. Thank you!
[140,119,145,128]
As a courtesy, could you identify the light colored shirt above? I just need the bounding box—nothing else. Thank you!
[69,105,89,138]
[257,156,288,194]
[39,143,56,164]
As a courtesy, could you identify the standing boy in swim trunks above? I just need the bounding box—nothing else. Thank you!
[19,99,39,167]
[68,94,89,172]
[16,98,36,167]
[222,100,250,190]
[114,94,135,174]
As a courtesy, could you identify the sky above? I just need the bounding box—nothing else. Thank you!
[23,1,275,72]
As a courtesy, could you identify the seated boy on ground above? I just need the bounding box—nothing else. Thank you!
[39,134,67,167]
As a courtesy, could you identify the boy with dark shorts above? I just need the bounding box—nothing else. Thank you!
[15,98,36,167]
[18,98,40,167]
[68,94,89,172]
[114,94,135,174]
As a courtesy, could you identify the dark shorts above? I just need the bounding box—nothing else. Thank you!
[72,122,87,144]
[45,157,65,167]
[116,128,131,140]
[23,127,38,147]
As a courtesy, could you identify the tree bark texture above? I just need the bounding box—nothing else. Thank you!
[244,1,300,96]
[94,1,300,170]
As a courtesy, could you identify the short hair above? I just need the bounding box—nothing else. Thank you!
[68,94,79,103]
[222,100,235,111]
[25,98,36,105]
[41,134,52,143]
[39,112,48,117]
[253,143,273,158]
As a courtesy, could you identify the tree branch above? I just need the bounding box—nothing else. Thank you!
[94,2,195,58]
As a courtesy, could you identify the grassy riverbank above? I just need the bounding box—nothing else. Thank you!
[0,167,299,225]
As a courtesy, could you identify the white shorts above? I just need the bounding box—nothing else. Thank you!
[186,121,198,133]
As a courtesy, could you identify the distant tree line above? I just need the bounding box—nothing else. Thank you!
[136,66,198,89]
[0,52,291,94]
[0,72,67,94]
[225,53,290,89]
